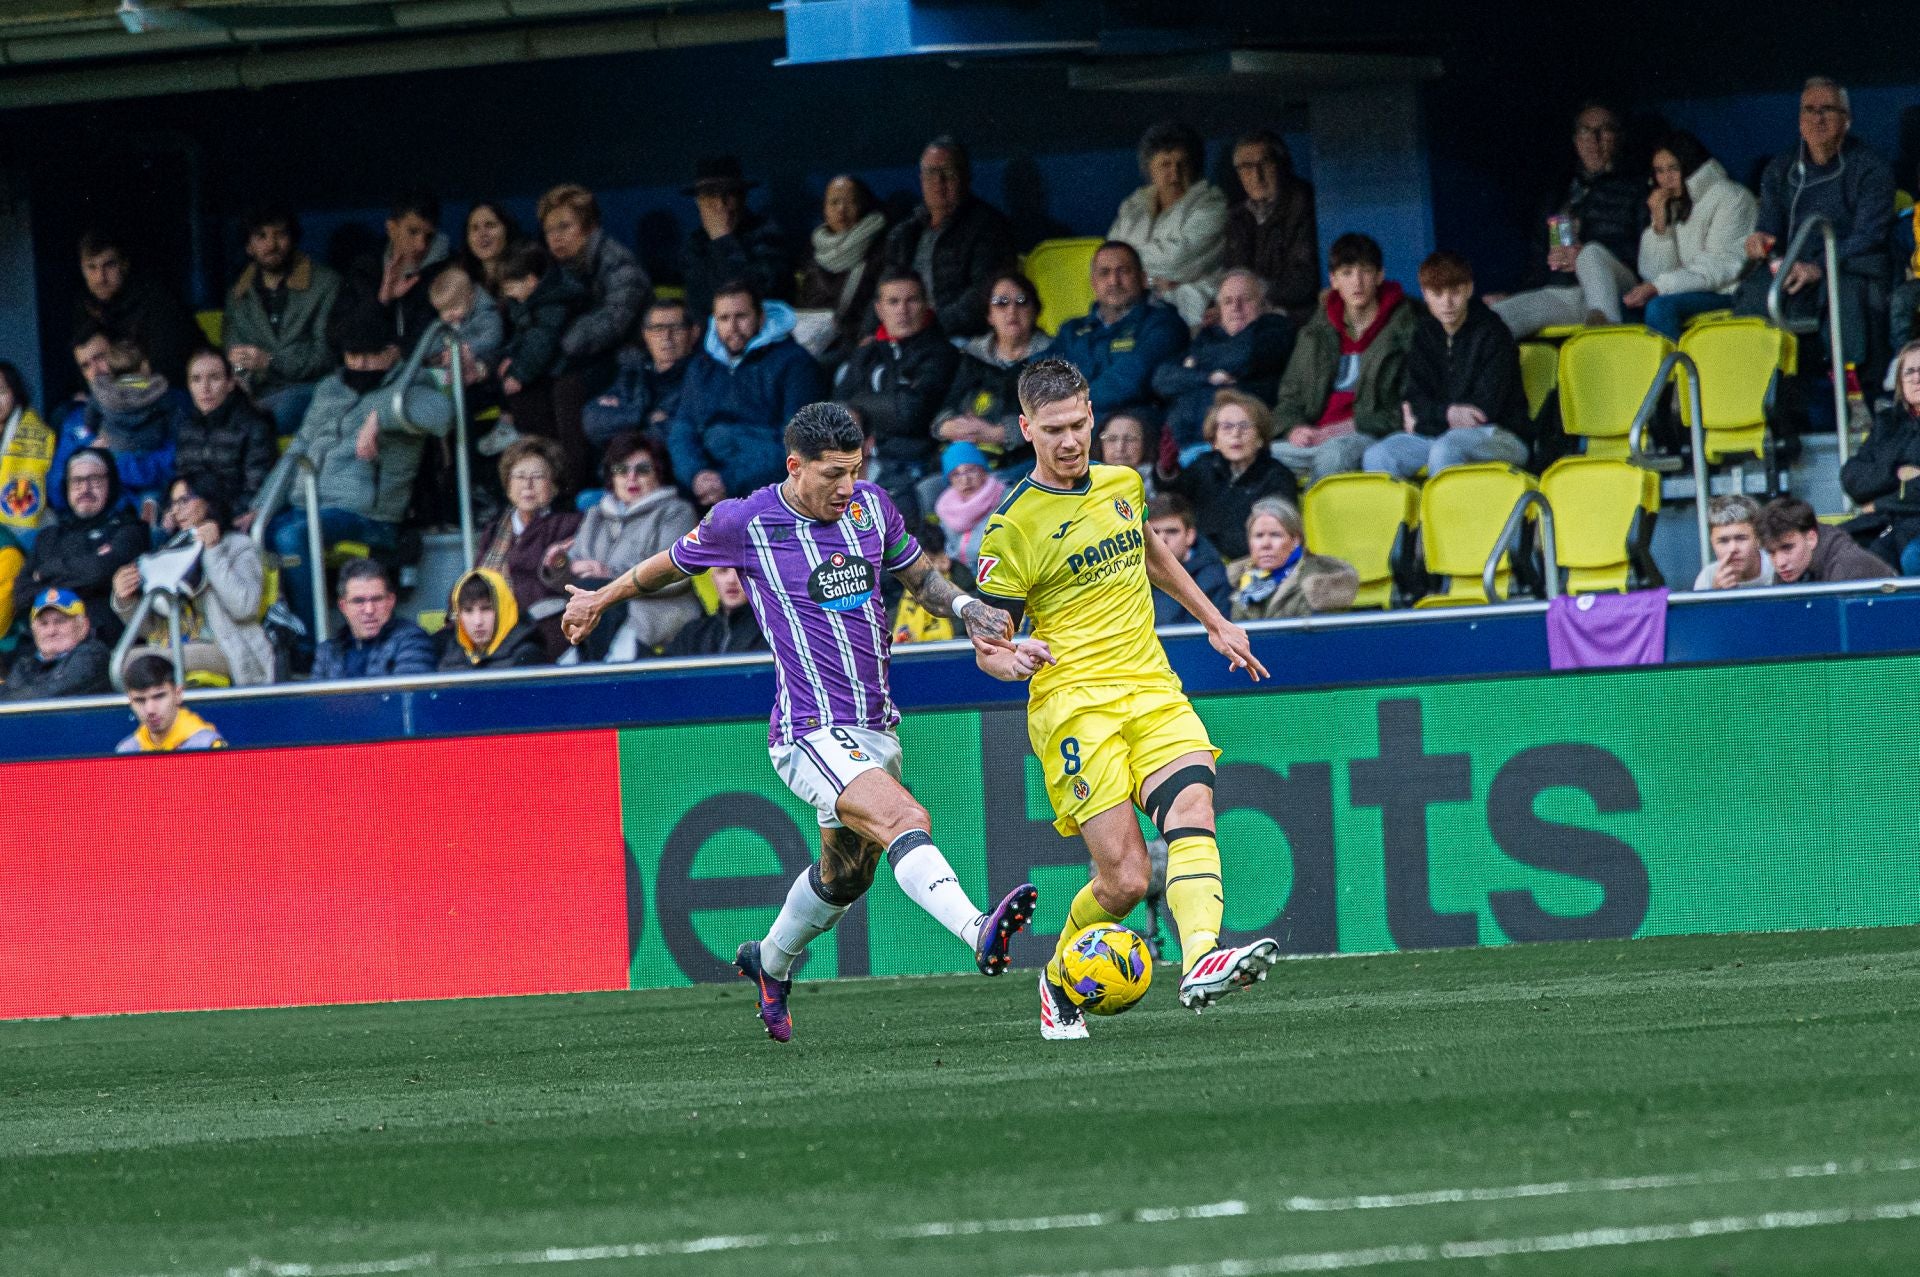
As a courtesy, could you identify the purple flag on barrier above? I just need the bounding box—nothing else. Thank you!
[1546,588,1669,670]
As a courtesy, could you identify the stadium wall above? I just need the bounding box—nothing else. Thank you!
[9,649,1919,1019]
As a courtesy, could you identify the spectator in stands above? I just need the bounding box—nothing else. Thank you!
[428,266,505,372]
[1755,496,1894,583]
[669,280,825,507]
[476,436,578,661]
[438,568,543,671]
[657,564,765,657]
[355,189,452,345]
[1108,120,1228,330]
[459,201,524,298]
[1098,411,1156,492]
[1146,492,1231,625]
[1622,133,1758,341]
[1226,497,1360,619]
[49,330,116,511]
[681,155,794,320]
[1165,390,1298,561]
[70,231,200,387]
[2,588,111,701]
[223,204,343,435]
[15,448,146,644]
[1841,340,1920,574]
[1489,102,1647,339]
[932,269,1050,477]
[932,441,1003,572]
[1154,268,1294,462]
[539,184,649,482]
[116,653,226,752]
[891,543,970,645]
[80,339,184,516]
[836,270,960,508]
[583,299,696,448]
[111,474,274,686]
[552,432,699,661]
[1051,240,1189,428]
[1224,129,1320,326]
[497,244,590,433]
[268,302,449,638]
[796,175,890,367]
[311,558,436,680]
[883,136,1018,338]
[1692,494,1776,590]
[1733,77,1894,369]
[1272,232,1415,482]
[0,361,55,542]
[1364,250,1531,478]
[176,350,275,524]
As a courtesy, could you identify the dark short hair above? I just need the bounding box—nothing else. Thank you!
[784,402,864,459]
[875,268,926,297]
[499,434,569,497]
[1418,250,1474,292]
[712,277,763,309]
[922,135,972,182]
[644,297,690,326]
[1093,239,1143,272]
[455,574,496,610]
[388,189,441,225]
[0,361,28,414]
[1146,492,1196,528]
[1137,119,1205,181]
[77,230,125,261]
[70,322,110,351]
[1755,496,1819,542]
[602,430,674,488]
[1654,130,1712,179]
[497,243,551,285]
[1017,356,1091,417]
[1231,128,1291,171]
[1329,233,1384,273]
[123,653,177,693]
[335,557,394,598]
[243,203,301,242]
[170,471,234,529]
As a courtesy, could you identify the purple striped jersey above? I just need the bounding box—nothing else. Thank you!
[667,480,923,745]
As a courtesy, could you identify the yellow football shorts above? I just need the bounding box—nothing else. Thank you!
[1026,681,1219,836]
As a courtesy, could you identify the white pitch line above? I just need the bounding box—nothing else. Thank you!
[1020,1198,1920,1277]
[137,1153,1920,1277]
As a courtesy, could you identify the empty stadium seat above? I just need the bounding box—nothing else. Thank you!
[1675,317,1786,464]
[1539,456,1661,595]
[1517,341,1559,421]
[1556,325,1674,459]
[1414,463,1538,607]
[1022,237,1101,335]
[1301,472,1418,609]
[195,310,223,347]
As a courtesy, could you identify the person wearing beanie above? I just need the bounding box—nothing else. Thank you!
[933,440,1004,572]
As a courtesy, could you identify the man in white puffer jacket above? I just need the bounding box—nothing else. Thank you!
[1626,132,1758,340]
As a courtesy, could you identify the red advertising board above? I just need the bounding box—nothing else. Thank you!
[0,732,629,1018]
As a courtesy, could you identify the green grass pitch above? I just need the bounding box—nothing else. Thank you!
[6,927,1920,1275]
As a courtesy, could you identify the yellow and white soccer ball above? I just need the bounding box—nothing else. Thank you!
[1058,922,1153,1016]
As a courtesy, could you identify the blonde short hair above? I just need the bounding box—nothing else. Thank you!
[536,183,600,231]
[428,265,475,311]
[1201,388,1276,447]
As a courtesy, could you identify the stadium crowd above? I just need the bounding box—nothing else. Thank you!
[2,75,1916,701]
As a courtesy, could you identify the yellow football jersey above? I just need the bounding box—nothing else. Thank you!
[974,464,1178,705]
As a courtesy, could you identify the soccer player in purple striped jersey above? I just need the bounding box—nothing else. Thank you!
[562,403,1038,1043]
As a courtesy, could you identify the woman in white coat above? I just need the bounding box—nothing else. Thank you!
[1624,131,1758,340]
[1108,120,1228,329]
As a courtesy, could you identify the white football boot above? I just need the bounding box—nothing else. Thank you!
[1038,968,1090,1041]
[1178,938,1281,1012]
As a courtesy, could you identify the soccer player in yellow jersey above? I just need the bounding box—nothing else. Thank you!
[970,357,1279,1040]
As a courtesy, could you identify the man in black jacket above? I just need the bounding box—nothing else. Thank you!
[659,566,765,657]
[835,270,959,507]
[70,232,201,389]
[1364,251,1532,479]
[1152,268,1295,457]
[680,156,795,320]
[882,137,1018,338]
[2,589,112,701]
[1489,103,1647,338]
[13,447,149,645]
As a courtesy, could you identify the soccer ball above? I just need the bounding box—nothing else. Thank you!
[1058,923,1153,1016]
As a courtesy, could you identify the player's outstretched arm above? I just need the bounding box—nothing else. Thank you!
[891,555,1016,652]
[562,550,691,645]
[976,637,1055,682]
[1142,522,1269,682]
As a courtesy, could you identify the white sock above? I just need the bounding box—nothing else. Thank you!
[761,864,849,980]
[888,831,985,948]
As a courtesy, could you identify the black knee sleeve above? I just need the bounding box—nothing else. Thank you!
[808,858,870,907]
[1143,764,1215,843]
[884,828,934,870]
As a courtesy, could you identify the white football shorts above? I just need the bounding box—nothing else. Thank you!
[769,725,905,829]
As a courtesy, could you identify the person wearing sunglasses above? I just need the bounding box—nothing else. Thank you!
[932,270,1053,479]
[546,431,699,662]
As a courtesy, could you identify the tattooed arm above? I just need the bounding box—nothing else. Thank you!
[891,555,1016,652]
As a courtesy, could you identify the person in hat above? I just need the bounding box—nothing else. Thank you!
[931,439,1003,572]
[12,445,148,645]
[2,587,111,701]
[115,652,225,752]
[680,155,795,321]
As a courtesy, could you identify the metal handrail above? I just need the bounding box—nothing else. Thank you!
[249,455,331,647]
[1625,349,1712,567]
[446,336,476,570]
[1482,490,1558,603]
[1766,213,1850,472]
[108,560,189,693]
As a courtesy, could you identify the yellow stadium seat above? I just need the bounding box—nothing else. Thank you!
[1675,317,1786,463]
[1301,472,1418,609]
[195,310,223,347]
[653,284,686,303]
[1517,342,1559,420]
[416,608,447,635]
[1536,324,1583,341]
[1414,463,1538,607]
[1557,325,1674,459]
[1539,456,1661,595]
[1022,237,1101,335]
[1679,308,1734,331]
[692,570,720,614]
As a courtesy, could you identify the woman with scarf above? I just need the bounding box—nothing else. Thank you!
[1227,496,1359,620]
[795,175,889,369]
[0,361,55,543]
[87,340,187,517]
[479,434,581,661]
[932,441,1004,572]
[546,432,699,661]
